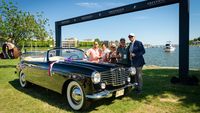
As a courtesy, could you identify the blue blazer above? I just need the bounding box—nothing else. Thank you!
[127,40,145,67]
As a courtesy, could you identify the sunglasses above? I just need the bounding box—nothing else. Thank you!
[128,36,133,38]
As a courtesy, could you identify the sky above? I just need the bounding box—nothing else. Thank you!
[3,0,200,45]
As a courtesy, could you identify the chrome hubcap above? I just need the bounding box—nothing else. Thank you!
[21,74,26,82]
[71,86,82,104]
[20,72,26,87]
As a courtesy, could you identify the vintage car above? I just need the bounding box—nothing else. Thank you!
[16,48,137,110]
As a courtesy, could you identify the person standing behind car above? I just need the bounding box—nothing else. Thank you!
[101,43,110,62]
[127,33,145,94]
[107,43,118,63]
[86,41,102,63]
[116,38,128,65]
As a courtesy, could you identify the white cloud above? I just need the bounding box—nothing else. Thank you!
[75,2,101,8]
[75,2,125,9]
[102,2,125,8]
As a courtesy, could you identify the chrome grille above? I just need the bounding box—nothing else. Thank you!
[101,67,129,86]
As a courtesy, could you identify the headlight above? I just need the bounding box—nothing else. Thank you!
[100,82,106,89]
[128,67,136,75]
[91,72,101,84]
[127,77,131,83]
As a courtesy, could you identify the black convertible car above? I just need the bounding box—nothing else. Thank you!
[16,48,137,110]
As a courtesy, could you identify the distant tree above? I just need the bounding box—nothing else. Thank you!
[115,40,119,46]
[198,37,200,41]
[189,40,193,45]
[193,38,198,41]
[0,0,51,46]
[94,38,101,45]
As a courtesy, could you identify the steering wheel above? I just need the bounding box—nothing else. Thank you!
[68,54,80,59]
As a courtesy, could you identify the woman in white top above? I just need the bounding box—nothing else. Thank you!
[101,43,110,62]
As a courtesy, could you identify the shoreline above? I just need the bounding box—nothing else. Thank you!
[143,65,200,71]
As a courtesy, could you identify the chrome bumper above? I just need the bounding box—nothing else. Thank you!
[86,83,137,99]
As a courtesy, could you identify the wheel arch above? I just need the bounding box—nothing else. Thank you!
[62,79,85,94]
[62,79,73,95]
[61,75,92,95]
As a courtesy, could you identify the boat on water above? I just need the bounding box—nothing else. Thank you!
[164,41,175,52]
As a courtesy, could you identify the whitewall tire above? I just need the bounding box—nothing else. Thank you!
[66,81,86,110]
[19,71,29,88]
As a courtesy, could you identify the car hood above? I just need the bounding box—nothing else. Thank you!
[59,60,118,72]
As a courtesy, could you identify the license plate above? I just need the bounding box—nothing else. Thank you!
[115,89,124,97]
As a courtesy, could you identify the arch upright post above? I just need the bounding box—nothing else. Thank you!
[179,0,189,78]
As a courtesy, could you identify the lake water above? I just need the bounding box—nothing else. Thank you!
[144,46,200,69]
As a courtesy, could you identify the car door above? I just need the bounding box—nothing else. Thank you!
[25,61,49,87]
[30,60,67,93]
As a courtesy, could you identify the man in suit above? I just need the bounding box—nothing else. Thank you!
[127,33,145,94]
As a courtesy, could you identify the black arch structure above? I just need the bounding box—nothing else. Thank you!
[55,0,191,82]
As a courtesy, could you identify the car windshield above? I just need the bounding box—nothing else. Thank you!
[48,48,87,62]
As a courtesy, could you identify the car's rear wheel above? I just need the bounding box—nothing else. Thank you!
[66,81,89,111]
[19,71,29,88]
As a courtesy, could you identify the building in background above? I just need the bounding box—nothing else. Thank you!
[144,44,152,48]
[62,38,78,48]
[193,40,200,45]
[82,39,94,42]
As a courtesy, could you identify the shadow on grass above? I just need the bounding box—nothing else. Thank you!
[9,79,116,113]
[0,65,16,68]
[128,69,200,112]
[9,69,200,112]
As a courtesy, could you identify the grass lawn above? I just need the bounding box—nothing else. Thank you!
[0,59,200,113]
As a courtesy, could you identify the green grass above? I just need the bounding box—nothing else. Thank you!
[0,59,200,113]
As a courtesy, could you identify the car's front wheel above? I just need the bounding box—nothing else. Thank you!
[66,81,89,111]
[19,71,29,88]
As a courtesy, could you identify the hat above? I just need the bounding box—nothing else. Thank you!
[129,33,135,37]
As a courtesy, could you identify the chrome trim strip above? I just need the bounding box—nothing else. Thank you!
[86,83,137,99]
